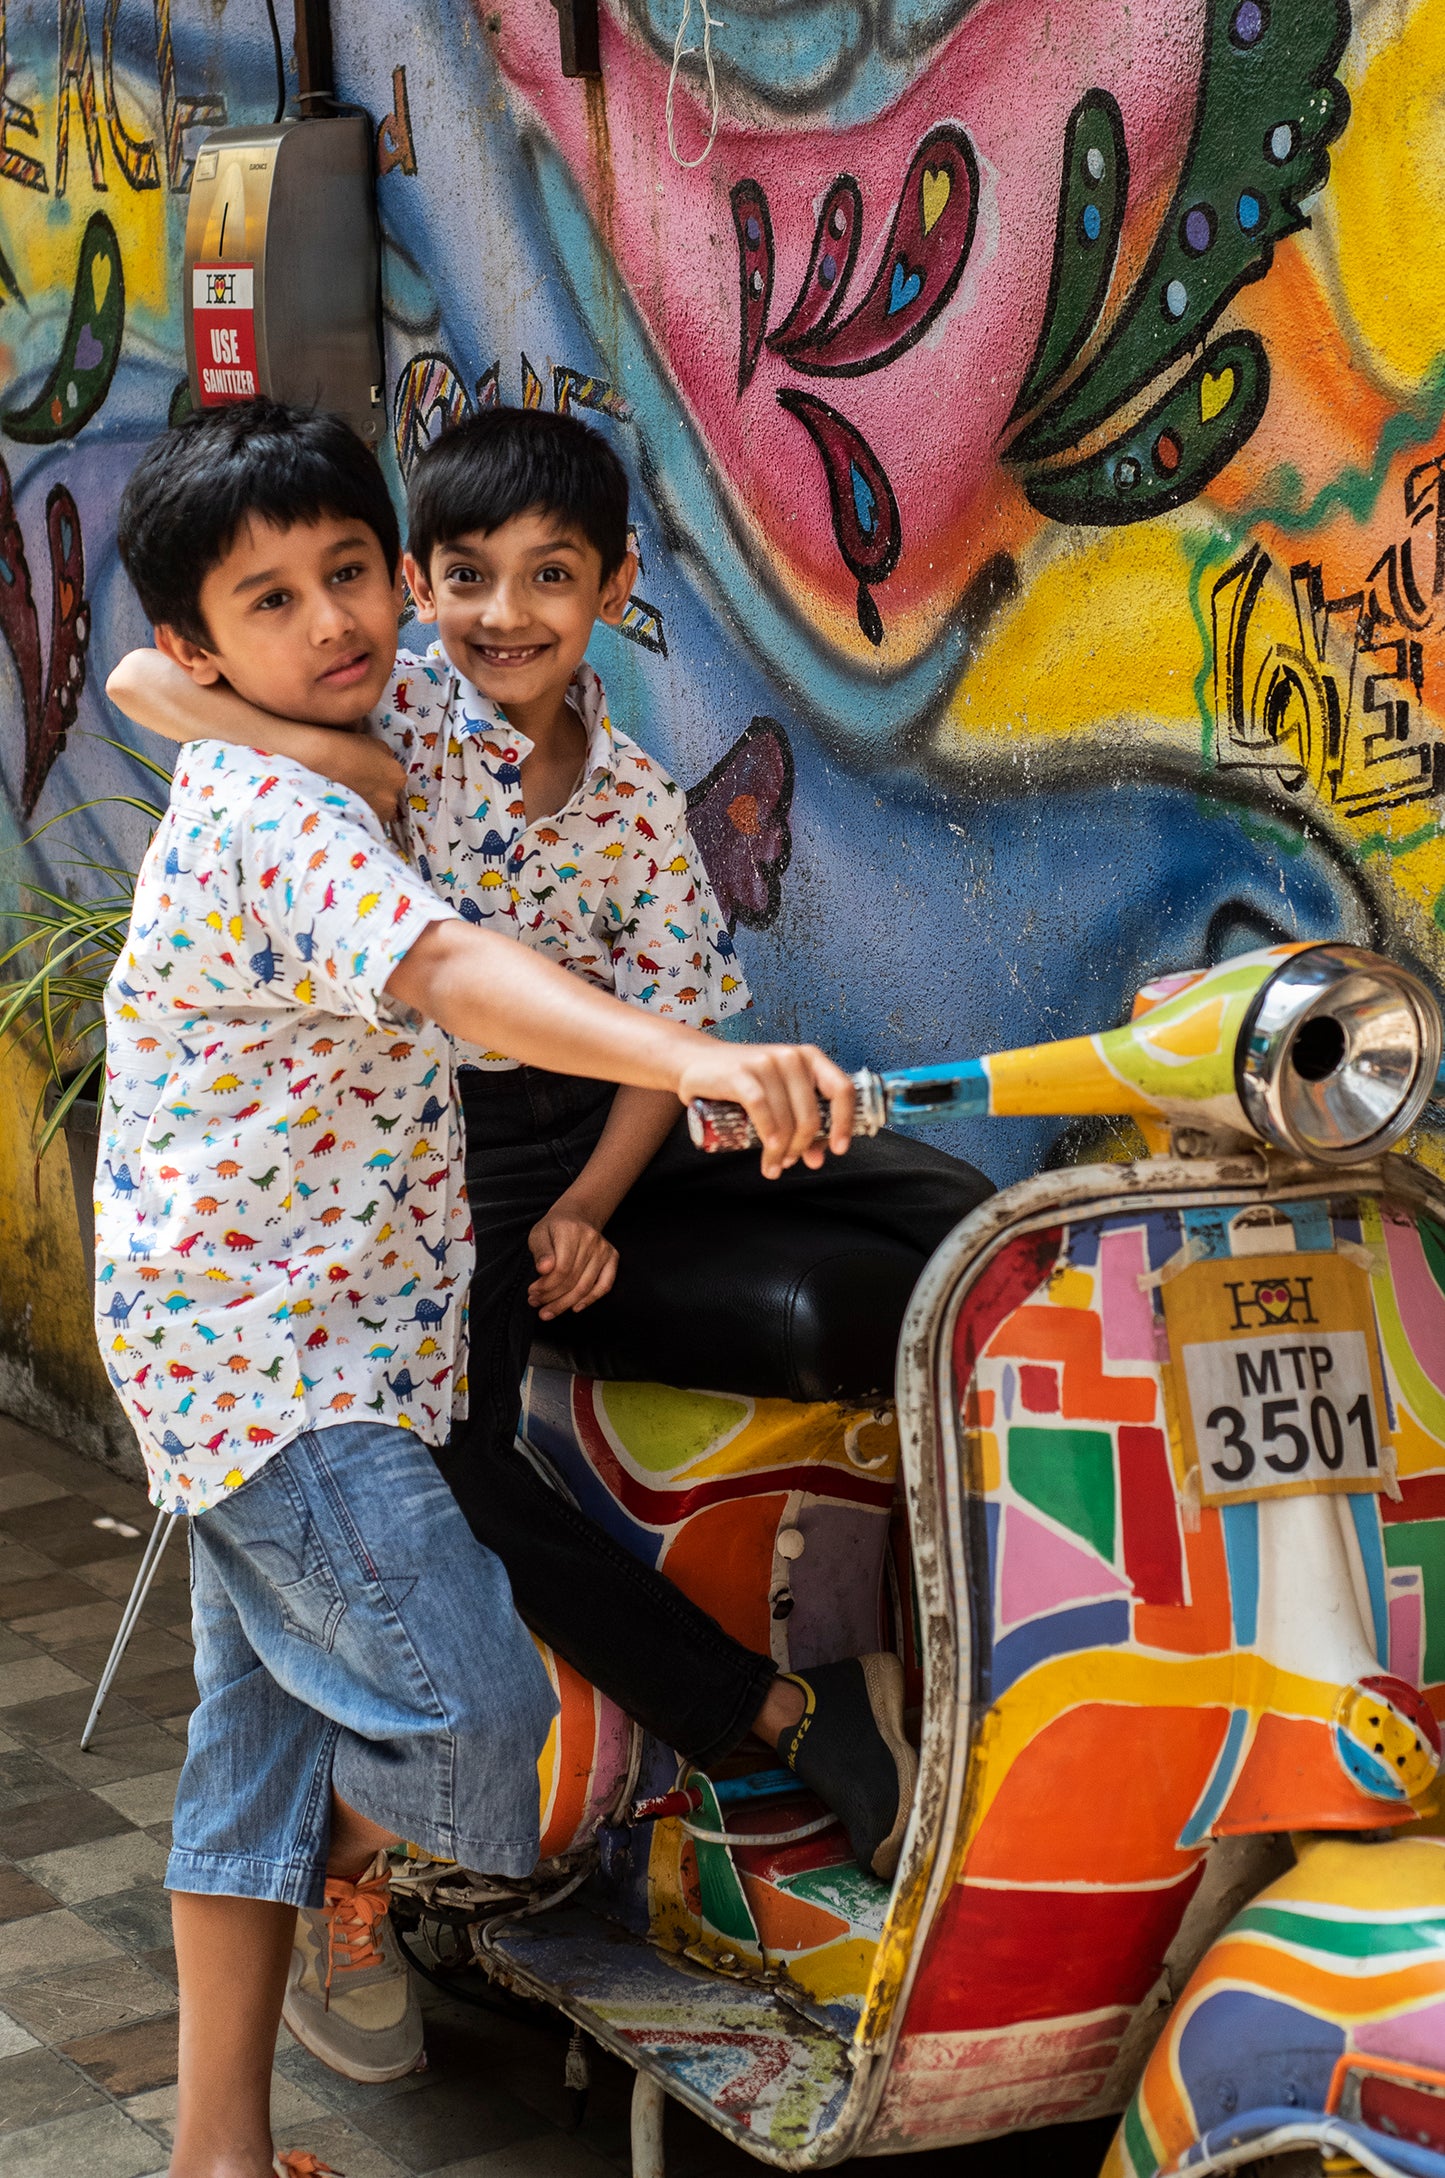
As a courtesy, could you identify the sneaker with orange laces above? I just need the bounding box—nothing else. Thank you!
[282,1850,423,2083]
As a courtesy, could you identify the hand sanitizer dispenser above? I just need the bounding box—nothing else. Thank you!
[183,116,382,442]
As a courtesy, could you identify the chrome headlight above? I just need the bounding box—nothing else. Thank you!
[1237,944,1442,1163]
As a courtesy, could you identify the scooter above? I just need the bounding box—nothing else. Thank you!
[390,941,1445,2178]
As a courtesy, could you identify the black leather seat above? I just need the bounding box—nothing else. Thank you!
[530,1206,926,1404]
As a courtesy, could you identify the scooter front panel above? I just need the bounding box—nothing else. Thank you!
[869,1165,1445,2158]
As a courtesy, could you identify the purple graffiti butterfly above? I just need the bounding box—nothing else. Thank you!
[686,717,794,932]
[0,454,91,816]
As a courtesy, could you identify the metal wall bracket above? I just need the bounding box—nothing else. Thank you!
[552,0,601,76]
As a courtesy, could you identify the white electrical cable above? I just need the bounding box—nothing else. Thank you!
[666,0,725,169]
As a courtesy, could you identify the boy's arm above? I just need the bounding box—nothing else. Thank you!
[527,1084,678,1319]
[387,921,850,1183]
[105,649,405,827]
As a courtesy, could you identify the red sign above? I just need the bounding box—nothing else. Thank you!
[192,264,259,405]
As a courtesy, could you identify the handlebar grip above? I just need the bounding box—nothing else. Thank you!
[686,1071,885,1153]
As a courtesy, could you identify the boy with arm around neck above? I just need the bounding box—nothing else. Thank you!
[104,401,853,2178]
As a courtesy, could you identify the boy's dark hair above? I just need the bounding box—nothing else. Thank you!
[117,400,400,645]
[406,407,629,577]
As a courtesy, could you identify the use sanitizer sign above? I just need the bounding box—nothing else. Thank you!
[193,265,259,404]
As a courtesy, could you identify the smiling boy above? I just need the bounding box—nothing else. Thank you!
[102,401,855,2178]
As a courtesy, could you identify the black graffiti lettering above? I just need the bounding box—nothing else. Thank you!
[154,0,225,191]
[1213,516,1445,821]
[100,0,159,190]
[0,0,47,191]
[55,0,107,196]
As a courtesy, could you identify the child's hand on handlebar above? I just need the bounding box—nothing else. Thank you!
[675,1044,854,1178]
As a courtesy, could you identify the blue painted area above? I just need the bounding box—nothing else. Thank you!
[1220,1502,1260,1647]
[1279,1200,1335,1252]
[1065,1219,1103,1270]
[1334,1720,1408,1802]
[1144,1211,1187,1272]
[1177,1991,1345,2131]
[1183,1207,1235,1260]
[1194,2117,1445,2178]
[1349,1491,1391,1665]
[882,1059,991,1121]
[991,1596,1131,1696]
[519,1370,665,1566]
[1179,1708,1251,1847]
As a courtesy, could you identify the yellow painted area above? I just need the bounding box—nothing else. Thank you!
[597,1381,751,1473]
[0,1035,116,1448]
[780,1935,880,2008]
[975,1428,1001,1492]
[1328,0,1445,390]
[599,1382,899,1485]
[1392,1401,1445,1482]
[0,72,180,355]
[989,1037,1157,1118]
[1047,1266,1095,1311]
[1144,998,1225,1060]
[945,523,1203,750]
[533,1638,561,1837]
[952,1648,1358,1876]
[1282,1830,1445,1911]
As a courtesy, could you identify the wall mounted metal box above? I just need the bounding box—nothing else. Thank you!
[182,116,382,443]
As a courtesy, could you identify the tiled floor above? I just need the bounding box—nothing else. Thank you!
[0,1409,1113,2178]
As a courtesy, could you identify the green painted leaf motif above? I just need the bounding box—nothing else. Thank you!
[1010,89,1129,424]
[1008,1425,1116,1562]
[1022,332,1270,526]
[4,211,125,446]
[1009,0,1350,465]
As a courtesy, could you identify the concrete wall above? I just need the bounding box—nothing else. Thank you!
[0,0,1442,1456]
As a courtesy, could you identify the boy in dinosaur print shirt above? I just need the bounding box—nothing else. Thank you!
[111,402,989,2021]
[102,399,854,2177]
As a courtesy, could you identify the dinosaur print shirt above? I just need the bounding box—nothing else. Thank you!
[95,742,468,1516]
[372,650,751,1068]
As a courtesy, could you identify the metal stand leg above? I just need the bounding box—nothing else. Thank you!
[630,2070,666,2178]
[80,1510,180,1750]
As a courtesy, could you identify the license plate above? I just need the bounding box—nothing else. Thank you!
[1161,1251,1391,1506]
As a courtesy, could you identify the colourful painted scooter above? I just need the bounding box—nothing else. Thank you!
[392,942,1445,2178]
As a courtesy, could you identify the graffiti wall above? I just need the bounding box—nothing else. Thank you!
[1,0,1443,1457]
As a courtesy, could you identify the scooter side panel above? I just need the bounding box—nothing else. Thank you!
[1104,1834,1445,2178]
[868,1183,1445,2154]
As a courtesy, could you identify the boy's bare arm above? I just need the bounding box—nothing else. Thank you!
[527,1084,679,1319]
[105,649,404,826]
[388,921,851,1182]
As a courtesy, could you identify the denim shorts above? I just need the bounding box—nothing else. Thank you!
[167,1421,558,1908]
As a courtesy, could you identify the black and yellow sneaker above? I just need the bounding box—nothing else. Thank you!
[774,1653,918,1881]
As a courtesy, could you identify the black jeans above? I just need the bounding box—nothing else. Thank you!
[436,1066,992,1764]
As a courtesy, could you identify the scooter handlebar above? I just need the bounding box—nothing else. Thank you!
[687,1070,886,1153]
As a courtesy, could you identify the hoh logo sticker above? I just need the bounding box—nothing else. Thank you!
[192,264,258,407]
[1224,1275,1318,1330]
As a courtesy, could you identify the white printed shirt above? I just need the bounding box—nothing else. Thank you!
[372,650,751,1067]
[95,742,468,1515]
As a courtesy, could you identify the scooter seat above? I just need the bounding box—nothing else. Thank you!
[529,1206,924,1403]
